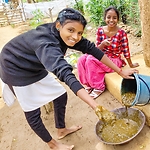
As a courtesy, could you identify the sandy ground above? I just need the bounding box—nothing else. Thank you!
[0,25,149,150]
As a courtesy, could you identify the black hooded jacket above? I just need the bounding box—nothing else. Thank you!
[0,23,104,95]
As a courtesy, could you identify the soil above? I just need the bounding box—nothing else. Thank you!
[0,24,149,150]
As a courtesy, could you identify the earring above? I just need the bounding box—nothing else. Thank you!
[57,28,59,31]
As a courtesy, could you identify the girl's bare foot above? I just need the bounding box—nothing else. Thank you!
[48,139,74,150]
[57,125,82,140]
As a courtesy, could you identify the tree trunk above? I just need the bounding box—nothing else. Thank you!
[138,0,150,67]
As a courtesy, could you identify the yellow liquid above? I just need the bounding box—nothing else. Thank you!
[122,92,136,107]
[97,109,141,143]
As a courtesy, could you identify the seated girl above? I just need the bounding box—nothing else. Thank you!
[77,6,139,99]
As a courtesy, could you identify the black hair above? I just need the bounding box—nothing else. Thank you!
[104,6,120,21]
[55,8,87,28]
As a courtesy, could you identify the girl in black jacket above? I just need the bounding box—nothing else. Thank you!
[0,8,138,150]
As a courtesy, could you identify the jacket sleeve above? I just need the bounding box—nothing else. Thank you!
[35,42,83,95]
[71,37,104,61]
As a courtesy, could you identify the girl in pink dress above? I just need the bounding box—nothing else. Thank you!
[77,6,139,99]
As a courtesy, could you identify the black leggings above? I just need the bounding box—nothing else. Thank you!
[24,92,67,143]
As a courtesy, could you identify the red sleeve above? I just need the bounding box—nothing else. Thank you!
[96,27,104,47]
[120,30,130,58]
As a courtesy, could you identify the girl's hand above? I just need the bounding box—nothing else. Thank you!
[118,68,138,79]
[130,63,139,68]
[101,38,112,46]
[95,105,116,122]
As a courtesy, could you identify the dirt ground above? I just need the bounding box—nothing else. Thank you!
[0,25,149,150]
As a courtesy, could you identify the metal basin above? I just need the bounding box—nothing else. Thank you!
[95,107,145,145]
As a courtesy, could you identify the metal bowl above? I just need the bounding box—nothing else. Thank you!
[95,107,145,145]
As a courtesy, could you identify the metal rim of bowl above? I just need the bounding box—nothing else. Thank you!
[95,107,146,145]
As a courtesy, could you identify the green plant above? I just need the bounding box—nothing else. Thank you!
[127,2,140,22]
[10,23,15,28]
[85,0,119,26]
[85,0,103,26]
[124,0,141,36]
[29,9,44,29]
[65,52,81,68]
[85,0,141,36]
[72,0,85,14]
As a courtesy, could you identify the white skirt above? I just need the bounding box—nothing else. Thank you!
[1,73,66,112]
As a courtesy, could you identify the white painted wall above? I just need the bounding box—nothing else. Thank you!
[20,0,72,19]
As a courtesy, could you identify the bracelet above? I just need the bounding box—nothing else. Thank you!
[118,68,122,75]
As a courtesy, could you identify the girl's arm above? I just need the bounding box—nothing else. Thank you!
[126,58,139,68]
[76,88,98,110]
[77,88,117,121]
[121,30,139,68]
[100,55,138,79]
